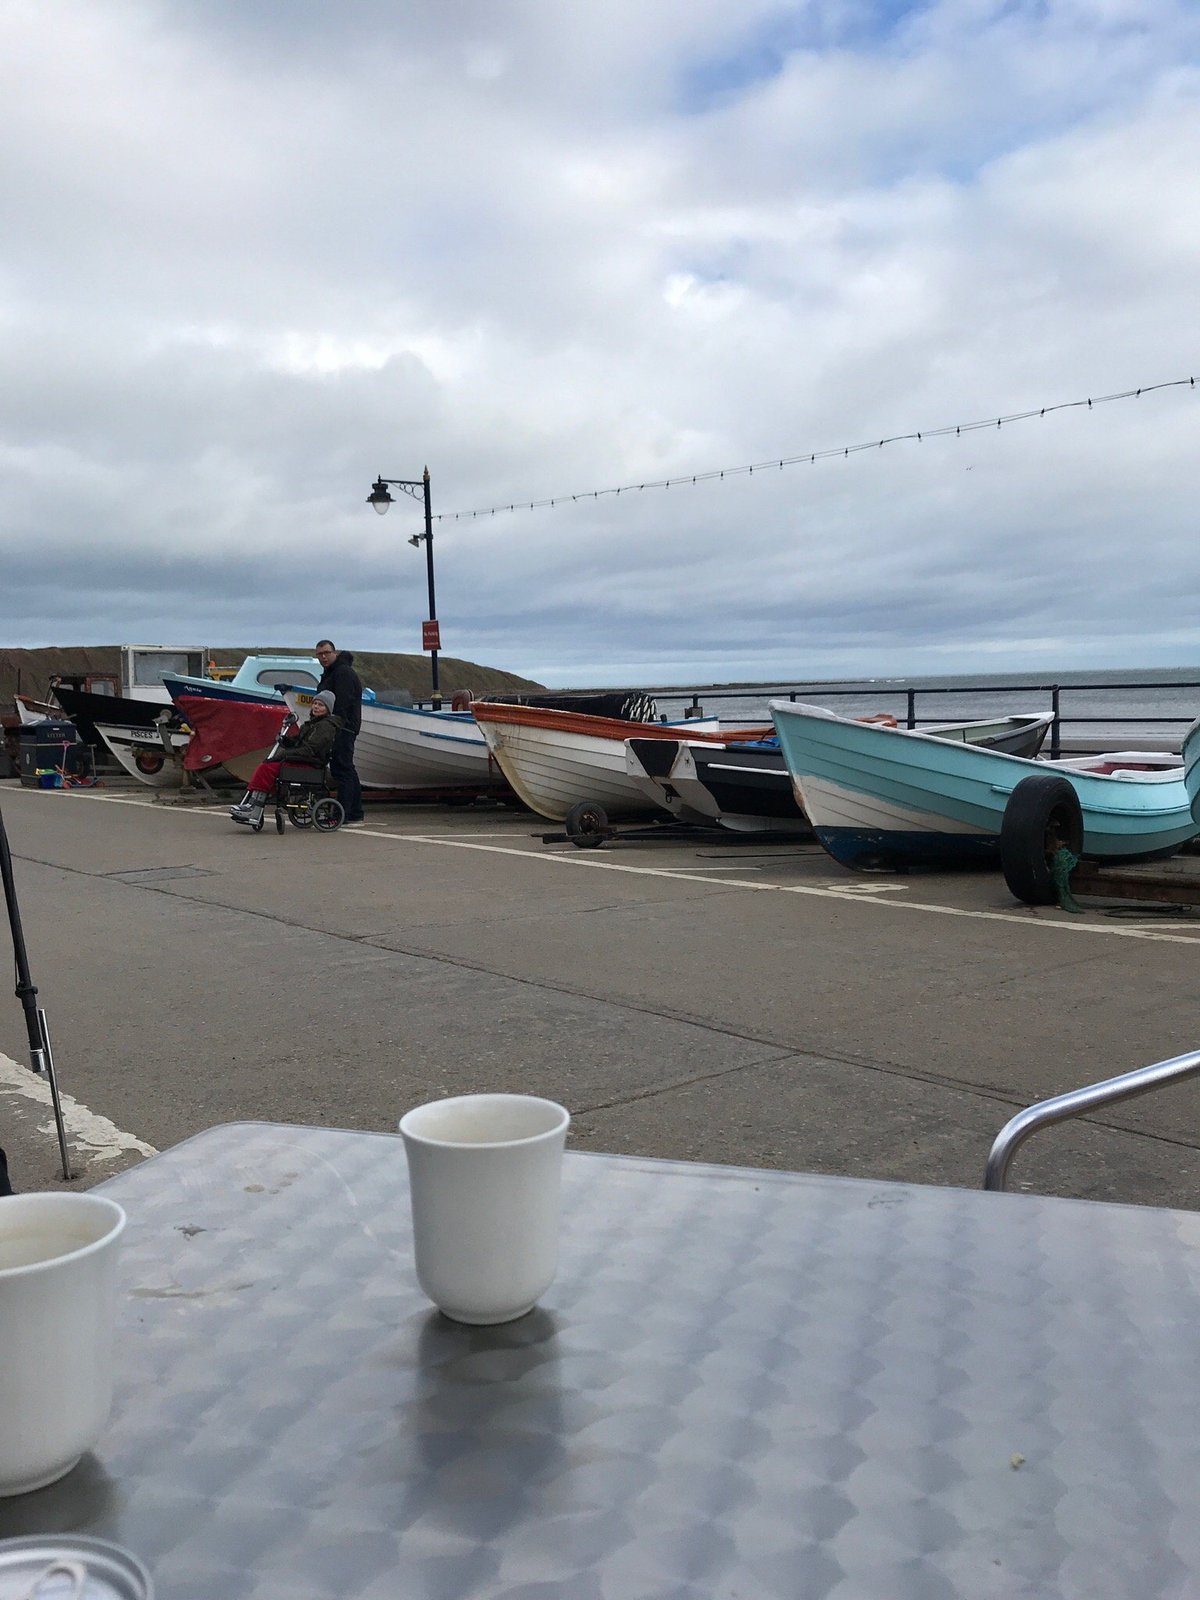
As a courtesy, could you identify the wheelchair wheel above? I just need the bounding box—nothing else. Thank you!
[288,806,315,828]
[312,798,344,832]
[275,809,285,834]
[251,814,265,833]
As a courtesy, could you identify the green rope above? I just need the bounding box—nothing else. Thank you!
[1051,846,1083,913]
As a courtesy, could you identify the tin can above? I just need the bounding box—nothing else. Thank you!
[0,1537,153,1600]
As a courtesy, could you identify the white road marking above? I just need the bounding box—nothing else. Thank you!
[396,833,1200,944]
[0,1050,157,1167]
[7,785,1200,946]
[812,881,909,895]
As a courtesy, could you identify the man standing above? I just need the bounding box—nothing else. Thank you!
[315,639,364,824]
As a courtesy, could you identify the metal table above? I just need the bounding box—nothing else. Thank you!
[4,1122,1200,1600]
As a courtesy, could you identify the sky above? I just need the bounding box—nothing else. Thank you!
[2,0,1199,688]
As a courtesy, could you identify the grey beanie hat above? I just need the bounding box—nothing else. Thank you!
[313,690,336,713]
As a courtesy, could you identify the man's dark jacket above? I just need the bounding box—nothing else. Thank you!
[317,651,363,734]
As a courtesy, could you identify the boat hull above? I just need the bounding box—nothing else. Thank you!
[771,701,1195,871]
[164,674,287,708]
[51,686,169,744]
[624,740,808,833]
[473,705,755,823]
[96,724,190,788]
[1184,719,1200,824]
[283,690,507,794]
[625,715,1051,840]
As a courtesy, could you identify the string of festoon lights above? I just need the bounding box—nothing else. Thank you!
[434,375,1196,523]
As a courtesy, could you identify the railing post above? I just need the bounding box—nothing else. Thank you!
[1050,686,1061,760]
[906,688,916,729]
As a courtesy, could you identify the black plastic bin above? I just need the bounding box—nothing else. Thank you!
[17,720,92,787]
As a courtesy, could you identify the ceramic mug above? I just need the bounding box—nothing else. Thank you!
[0,1192,126,1496]
[399,1094,570,1324]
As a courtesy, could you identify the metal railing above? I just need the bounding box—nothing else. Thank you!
[984,1048,1200,1192]
[633,678,1200,760]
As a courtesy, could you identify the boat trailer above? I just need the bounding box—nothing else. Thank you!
[541,801,723,850]
[999,773,1200,910]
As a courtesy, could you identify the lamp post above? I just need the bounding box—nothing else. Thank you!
[367,467,441,707]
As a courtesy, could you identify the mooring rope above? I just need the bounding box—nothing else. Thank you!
[1052,846,1083,913]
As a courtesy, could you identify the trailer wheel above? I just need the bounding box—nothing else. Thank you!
[565,800,608,849]
[1001,776,1084,904]
[134,750,165,775]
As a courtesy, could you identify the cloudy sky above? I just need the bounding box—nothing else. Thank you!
[2,0,1198,687]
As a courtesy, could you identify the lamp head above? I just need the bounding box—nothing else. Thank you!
[408,534,422,548]
[367,478,393,515]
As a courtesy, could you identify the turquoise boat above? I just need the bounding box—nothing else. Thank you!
[770,700,1193,872]
[1183,718,1200,822]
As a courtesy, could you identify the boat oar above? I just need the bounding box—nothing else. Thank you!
[0,799,72,1181]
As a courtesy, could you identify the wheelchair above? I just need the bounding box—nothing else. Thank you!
[266,762,345,834]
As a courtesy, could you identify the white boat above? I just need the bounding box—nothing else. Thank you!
[14,694,60,726]
[96,723,190,788]
[283,688,506,793]
[470,702,766,823]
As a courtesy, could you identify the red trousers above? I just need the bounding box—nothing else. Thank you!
[248,759,282,791]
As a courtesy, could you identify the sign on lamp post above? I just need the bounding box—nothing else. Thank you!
[422,620,441,652]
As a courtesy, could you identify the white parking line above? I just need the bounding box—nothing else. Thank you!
[8,786,1200,946]
[0,1050,157,1169]
[396,833,1200,944]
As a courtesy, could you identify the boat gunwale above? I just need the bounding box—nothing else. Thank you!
[471,702,768,743]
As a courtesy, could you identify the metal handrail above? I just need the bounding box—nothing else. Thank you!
[984,1048,1200,1192]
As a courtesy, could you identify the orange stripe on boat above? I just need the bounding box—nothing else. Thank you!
[469,702,771,743]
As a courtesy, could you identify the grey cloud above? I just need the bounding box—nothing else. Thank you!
[3,0,1200,686]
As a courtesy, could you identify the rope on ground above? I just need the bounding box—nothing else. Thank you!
[1052,847,1083,913]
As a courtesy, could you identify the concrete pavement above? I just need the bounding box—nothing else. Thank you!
[2,777,1198,1208]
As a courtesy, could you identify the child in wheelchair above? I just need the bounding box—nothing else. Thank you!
[230,691,342,830]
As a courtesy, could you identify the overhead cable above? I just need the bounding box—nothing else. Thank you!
[435,375,1196,523]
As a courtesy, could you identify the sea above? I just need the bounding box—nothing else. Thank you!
[649,665,1200,750]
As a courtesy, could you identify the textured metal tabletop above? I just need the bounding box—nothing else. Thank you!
[4,1123,1200,1600]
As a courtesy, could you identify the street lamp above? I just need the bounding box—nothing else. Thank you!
[366,468,441,707]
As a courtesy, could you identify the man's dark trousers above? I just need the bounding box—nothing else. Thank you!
[330,729,363,822]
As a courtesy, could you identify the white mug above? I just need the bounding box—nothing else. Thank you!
[0,1192,126,1496]
[399,1094,570,1325]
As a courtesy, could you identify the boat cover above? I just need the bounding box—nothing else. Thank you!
[179,695,288,771]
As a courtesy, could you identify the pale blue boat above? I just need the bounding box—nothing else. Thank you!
[162,655,376,708]
[1183,718,1200,822]
[770,700,1193,872]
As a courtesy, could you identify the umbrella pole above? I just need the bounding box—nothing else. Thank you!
[0,800,73,1181]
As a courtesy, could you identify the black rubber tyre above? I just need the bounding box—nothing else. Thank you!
[134,750,165,775]
[275,810,285,834]
[564,800,609,849]
[1000,776,1084,904]
[289,806,315,829]
[313,797,344,832]
[251,814,265,833]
